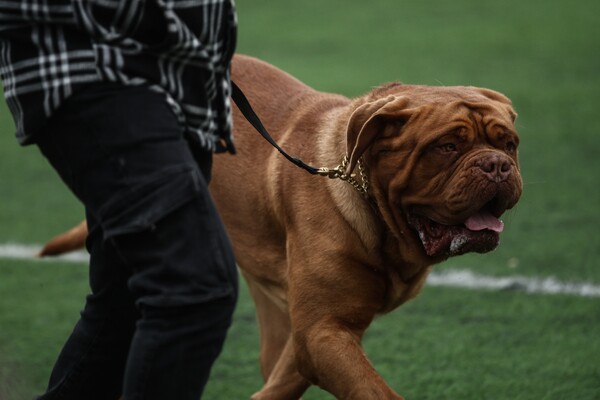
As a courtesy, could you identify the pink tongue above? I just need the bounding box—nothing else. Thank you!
[464,211,504,233]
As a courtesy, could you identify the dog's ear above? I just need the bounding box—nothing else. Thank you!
[345,95,413,175]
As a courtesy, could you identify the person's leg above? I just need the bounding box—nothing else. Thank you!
[117,193,238,399]
[35,83,238,399]
[38,213,139,400]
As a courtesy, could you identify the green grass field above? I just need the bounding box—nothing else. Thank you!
[1,0,599,399]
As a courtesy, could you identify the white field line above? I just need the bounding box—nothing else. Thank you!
[0,243,89,263]
[427,269,600,298]
[1,243,600,298]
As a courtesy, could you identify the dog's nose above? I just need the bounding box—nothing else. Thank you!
[478,153,512,182]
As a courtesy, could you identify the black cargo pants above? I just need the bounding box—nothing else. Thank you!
[35,82,238,400]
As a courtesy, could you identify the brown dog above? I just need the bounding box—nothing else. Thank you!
[40,54,522,399]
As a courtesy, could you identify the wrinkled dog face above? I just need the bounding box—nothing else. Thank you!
[354,84,522,260]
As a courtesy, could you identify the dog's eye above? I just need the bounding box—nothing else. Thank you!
[505,141,517,153]
[439,143,458,153]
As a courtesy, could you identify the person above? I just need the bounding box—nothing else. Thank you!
[0,1,239,399]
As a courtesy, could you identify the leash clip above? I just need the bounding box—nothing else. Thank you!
[316,156,369,196]
[316,166,343,179]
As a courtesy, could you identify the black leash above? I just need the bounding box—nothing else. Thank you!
[230,81,370,196]
[230,81,321,175]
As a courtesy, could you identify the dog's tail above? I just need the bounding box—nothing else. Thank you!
[38,220,88,257]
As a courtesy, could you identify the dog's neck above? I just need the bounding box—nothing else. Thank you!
[313,103,439,312]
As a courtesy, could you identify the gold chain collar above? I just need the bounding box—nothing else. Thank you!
[316,156,369,196]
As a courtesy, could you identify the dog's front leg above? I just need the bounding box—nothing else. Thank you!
[288,258,404,400]
[293,320,403,400]
[251,336,310,400]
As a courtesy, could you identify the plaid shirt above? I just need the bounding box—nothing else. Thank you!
[0,0,237,153]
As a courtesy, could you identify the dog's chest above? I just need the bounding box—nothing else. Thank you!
[379,266,432,313]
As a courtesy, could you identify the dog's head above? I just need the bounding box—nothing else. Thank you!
[346,83,522,262]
